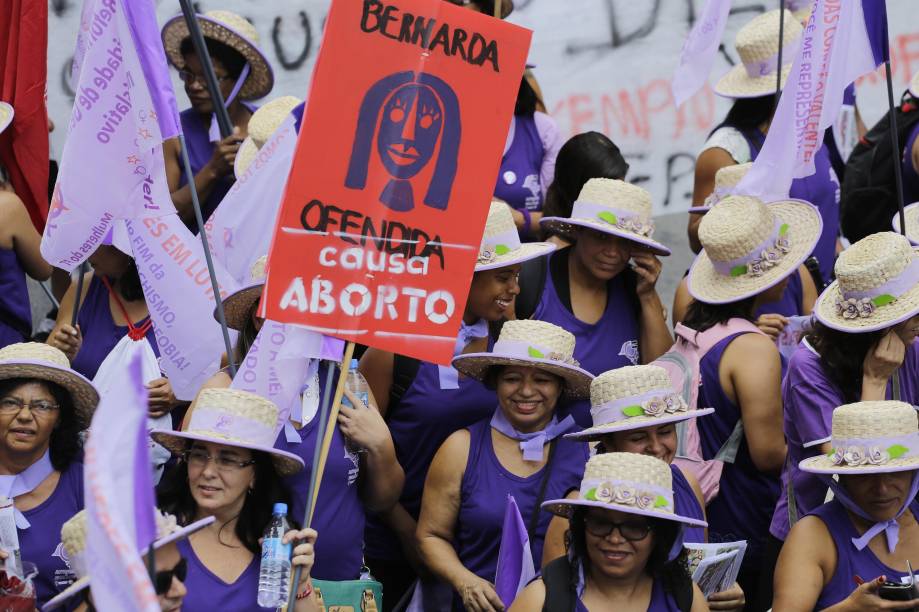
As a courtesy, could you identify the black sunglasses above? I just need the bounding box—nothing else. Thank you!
[154,557,188,595]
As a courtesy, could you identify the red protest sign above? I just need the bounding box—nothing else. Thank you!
[262,0,531,364]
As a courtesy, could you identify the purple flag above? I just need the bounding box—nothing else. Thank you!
[230,320,334,436]
[671,0,732,107]
[84,350,159,612]
[41,0,177,271]
[736,0,889,201]
[206,115,298,284]
[494,495,536,608]
[125,214,239,401]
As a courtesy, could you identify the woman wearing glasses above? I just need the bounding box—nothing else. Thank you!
[0,342,99,607]
[160,11,274,232]
[153,388,311,610]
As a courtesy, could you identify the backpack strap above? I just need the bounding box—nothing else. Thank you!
[681,318,765,358]
[388,355,421,418]
[541,556,576,612]
[515,255,548,321]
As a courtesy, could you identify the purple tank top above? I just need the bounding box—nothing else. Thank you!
[574,577,682,612]
[274,363,364,581]
[494,115,545,212]
[177,105,256,234]
[19,461,84,607]
[672,464,705,544]
[738,127,839,284]
[813,499,919,610]
[0,247,31,348]
[533,251,640,427]
[363,359,496,561]
[455,418,588,607]
[697,332,780,569]
[902,123,919,207]
[770,341,919,540]
[177,538,270,611]
[71,275,158,380]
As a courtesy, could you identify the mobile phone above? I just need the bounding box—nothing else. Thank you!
[879,581,918,605]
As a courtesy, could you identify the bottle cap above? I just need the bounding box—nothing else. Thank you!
[273,502,288,515]
[350,358,359,371]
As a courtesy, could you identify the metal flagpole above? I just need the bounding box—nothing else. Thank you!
[177,0,233,139]
[176,133,238,376]
[70,263,87,327]
[885,59,908,236]
[775,0,786,111]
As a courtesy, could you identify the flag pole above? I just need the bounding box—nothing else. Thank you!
[493,0,502,18]
[885,60,908,235]
[775,0,786,111]
[176,133,238,376]
[287,341,356,609]
[70,263,87,327]
[177,0,233,139]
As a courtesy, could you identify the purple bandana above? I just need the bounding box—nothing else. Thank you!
[0,450,54,529]
[828,471,919,554]
[490,408,575,462]
[439,319,489,390]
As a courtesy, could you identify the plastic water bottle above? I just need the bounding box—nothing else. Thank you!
[257,503,292,608]
[342,358,370,453]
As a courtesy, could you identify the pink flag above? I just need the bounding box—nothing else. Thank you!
[671,0,732,107]
[84,350,159,611]
[125,214,239,400]
[42,0,178,271]
[206,115,298,284]
[736,0,889,201]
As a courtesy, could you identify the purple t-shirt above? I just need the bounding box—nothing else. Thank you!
[902,122,919,208]
[363,358,496,562]
[672,464,705,545]
[0,247,31,349]
[770,339,919,540]
[177,538,270,611]
[71,275,158,380]
[454,419,588,610]
[493,113,559,214]
[276,363,364,580]
[20,461,84,607]
[813,499,919,609]
[533,250,640,427]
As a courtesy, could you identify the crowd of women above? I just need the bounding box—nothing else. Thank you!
[2,0,919,610]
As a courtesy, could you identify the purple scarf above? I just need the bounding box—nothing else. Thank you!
[0,450,55,529]
[827,471,919,554]
[438,319,488,390]
[490,408,575,462]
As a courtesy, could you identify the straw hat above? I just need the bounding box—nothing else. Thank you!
[151,388,304,476]
[688,194,822,304]
[799,401,919,475]
[43,510,215,611]
[161,10,273,100]
[688,163,752,214]
[234,95,302,177]
[892,203,919,246]
[476,200,556,271]
[452,319,593,398]
[715,10,802,99]
[0,102,12,136]
[566,365,713,441]
[540,179,671,256]
[542,452,707,526]
[0,343,99,427]
[218,256,266,330]
[814,232,919,332]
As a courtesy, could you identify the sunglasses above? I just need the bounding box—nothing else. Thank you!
[584,516,652,541]
[154,557,187,595]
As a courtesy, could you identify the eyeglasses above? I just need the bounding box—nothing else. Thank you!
[0,397,59,416]
[181,449,256,472]
[154,557,187,595]
[177,70,235,86]
[584,516,652,541]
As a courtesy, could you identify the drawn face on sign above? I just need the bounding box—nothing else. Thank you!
[376,84,444,180]
[345,71,461,212]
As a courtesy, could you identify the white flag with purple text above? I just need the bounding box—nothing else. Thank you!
[126,214,239,400]
[671,0,732,107]
[736,0,889,201]
[42,0,179,271]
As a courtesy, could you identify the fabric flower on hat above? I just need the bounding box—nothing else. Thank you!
[636,492,655,510]
[843,446,867,466]
[664,395,687,414]
[613,485,637,505]
[857,298,875,318]
[836,298,860,320]
[642,397,667,417]
[867,446,889,465]
[594,482,614,503]
[775,236,791,253]
[477,249,495,265]
[831,447,845,465]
